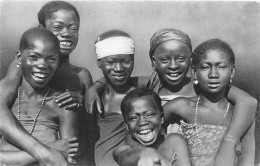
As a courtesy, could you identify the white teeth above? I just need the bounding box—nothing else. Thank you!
[169,73,179,77]
[139,129,151,134]
[60,42,72,47]
[138,130,155,142]
[33,73,47,78]
[166,73,182,81]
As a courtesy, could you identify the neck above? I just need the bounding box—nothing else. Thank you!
[160,77,191,93]
[199,89,227,104]
[105,80,135,94]
[59,54,70,65]
[20,79,50,97]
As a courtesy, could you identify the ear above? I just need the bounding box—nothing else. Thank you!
[191,66,197,80]
[151,56,156,70]
[231,65,235,79]
[97,60,101,68]
[38,24,44,28]
[16,51,22,66]
[161,112,164,124]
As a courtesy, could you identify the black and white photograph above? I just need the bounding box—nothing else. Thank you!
[0,1,259,166]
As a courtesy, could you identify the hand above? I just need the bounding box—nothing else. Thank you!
[85,86,104,114]
[32,142,70,166]
[55,90,83,110]
[46,137,79,158]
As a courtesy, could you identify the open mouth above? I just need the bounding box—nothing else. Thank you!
[137,129,156,143]
[60,41,73,49]
[165,72,182,81]
[32,72,48,83]
[208,82,220,88]
[112,75,126,81]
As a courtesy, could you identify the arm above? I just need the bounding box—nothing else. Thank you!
[225,86,257,141]
[237,120,255,166]
[59,106,79,163]
[113,145,171,166]
[55,68,93,110]
[85,77,106,114]
[158,134,191,166]
[215,86,257,166]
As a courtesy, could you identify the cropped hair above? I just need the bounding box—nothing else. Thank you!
[120,88,163,119]
[192,39,235,67]
[20,27,60,53]
[95,30,131,44]
[38,1,80,27]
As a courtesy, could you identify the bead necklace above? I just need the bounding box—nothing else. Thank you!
[194,95,230,150]
[17,87,50,134]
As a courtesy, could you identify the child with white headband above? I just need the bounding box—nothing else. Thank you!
[93,30,138,166]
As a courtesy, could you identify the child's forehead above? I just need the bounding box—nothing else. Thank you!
[129,96,158,111]
[47,9,79,21]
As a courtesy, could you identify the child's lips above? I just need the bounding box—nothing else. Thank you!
[208,82,220,88]
[166,72,182,81]
[137,129,156,143]
[31,72,48,83]
[60,41,73,49]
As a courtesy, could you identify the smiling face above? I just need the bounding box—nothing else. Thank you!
[125,95,162,146]
[152,40,191,87]
[194,49,235,95]
[19,36,59,89]
[97,54,134,87]
[45,9,79,57]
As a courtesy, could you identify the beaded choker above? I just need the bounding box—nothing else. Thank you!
[17,87,50,134]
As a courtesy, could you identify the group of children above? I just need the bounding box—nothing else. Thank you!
[0,1,257,166]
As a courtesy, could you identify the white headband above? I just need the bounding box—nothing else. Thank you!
[95,36,135,59]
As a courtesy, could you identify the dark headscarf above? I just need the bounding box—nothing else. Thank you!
[149,28,192,60]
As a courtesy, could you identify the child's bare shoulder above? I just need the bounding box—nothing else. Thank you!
[165,96,195,109]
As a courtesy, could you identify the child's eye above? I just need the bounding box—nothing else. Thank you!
[128,116,138,121]
[28,55,38,61]
[218,65,227,69]
[70,26,79,32]
[146,112,156,118]
[201,65,209,70]
[159,58,169,63]
[176,57,186,62]
[48,57,58,63]
[52,25,62,31]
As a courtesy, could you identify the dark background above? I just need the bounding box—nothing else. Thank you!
[1,0,259,163]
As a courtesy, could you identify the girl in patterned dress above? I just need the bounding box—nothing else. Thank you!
[163,39,255,166]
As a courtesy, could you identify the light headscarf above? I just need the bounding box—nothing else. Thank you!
[149,28,192,59]
[95,36,135,59]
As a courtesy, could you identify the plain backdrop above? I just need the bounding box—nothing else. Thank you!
[0,0,259,163]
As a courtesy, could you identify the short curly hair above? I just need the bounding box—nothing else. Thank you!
[120,88,163,120]
[38,1,80,27]
[192,39,235,68]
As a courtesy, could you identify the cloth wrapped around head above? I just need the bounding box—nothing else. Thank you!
[95,30,135,60]
[149,28,192,59]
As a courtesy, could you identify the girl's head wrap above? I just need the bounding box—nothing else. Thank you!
[149,28,192,60]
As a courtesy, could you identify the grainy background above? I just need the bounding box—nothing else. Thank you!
[0,0,259,164]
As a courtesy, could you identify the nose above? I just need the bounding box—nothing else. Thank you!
[138,116,149,127]
[60,27,72,38]
[114,62,124,72]
[209,67,219,78]
[168,59,179,70]
[37,59,47,70]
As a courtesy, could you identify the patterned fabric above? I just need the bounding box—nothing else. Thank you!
[149,28,192,57]
[178,120,228,166]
